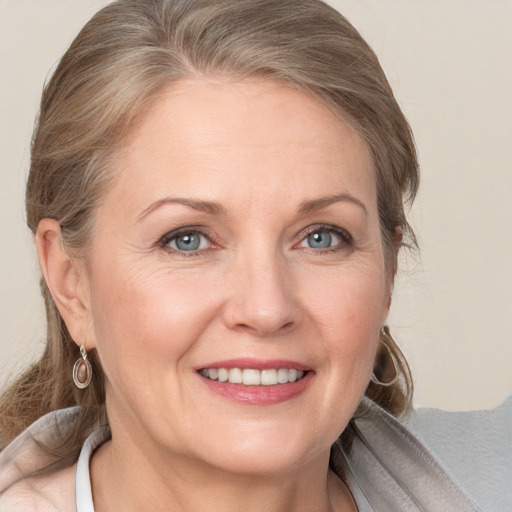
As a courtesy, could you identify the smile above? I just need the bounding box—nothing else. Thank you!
[199,368,307,386]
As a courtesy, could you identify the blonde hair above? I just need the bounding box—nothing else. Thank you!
[0,0,417,462]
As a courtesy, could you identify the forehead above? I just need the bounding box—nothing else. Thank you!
[105,78,376,216]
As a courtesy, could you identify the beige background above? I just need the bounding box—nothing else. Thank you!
[0,0,510,411]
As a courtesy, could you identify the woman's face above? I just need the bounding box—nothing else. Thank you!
[81,79,391,475]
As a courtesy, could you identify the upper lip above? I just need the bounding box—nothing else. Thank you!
[195,358,312,371]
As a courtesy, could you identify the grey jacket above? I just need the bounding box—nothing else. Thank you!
[330,396,511,511]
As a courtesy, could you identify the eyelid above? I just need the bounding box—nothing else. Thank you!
[158,226,216,254]
[295,224,353,250]
[157,223,352,256]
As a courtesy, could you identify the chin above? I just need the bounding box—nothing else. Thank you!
[203,447,320,478]
[189,421,335,477]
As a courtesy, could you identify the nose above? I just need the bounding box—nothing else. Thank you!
[223,251,301,338]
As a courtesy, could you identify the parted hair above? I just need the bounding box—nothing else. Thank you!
[0,0,417,466]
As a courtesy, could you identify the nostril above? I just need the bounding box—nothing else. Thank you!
[231,319,295,338]
[224,290,301,337]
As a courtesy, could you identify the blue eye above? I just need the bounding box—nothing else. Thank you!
[307,231,333,249]
[164,231,211,252]
[175,233,201,251]
[299,227,349,251]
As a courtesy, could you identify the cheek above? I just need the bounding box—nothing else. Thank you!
[87,261,222,387]
[300,262,386,397]
[302,259,387,336]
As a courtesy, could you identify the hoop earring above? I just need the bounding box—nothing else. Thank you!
[370,326,399,387]
[73,344,92,389]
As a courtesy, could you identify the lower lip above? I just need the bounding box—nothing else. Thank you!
[199,372,313,405]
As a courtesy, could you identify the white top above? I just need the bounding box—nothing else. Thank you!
[76,426,110,512]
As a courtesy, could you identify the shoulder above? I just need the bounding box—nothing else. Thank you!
[333,397,484,511]
[0,463,76,511]
[0,407,82,511]
[405,395,512,512]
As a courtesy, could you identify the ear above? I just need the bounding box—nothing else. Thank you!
[36,219,94,349]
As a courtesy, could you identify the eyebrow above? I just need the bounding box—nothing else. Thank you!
[137,192,367,223]
[136,197,227,222]
[298,193,368,216]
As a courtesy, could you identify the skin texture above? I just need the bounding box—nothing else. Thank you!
[37,78,391,511]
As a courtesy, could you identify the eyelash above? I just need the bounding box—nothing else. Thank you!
[158,226,216,257]
[158,224,353,257]
[297,224,353,253]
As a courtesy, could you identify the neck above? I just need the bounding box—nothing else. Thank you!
[90,430,354,512]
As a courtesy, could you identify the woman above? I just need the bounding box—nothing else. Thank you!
[0,0,483,510]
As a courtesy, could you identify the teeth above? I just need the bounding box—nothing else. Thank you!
[277,368,289,384]
[261,369,277,386]
[229,368,243,384]
[243,369,260,385]
[200,367,307,385]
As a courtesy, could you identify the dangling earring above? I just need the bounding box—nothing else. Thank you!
[370,326,399,387]
[73,344,92,389]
